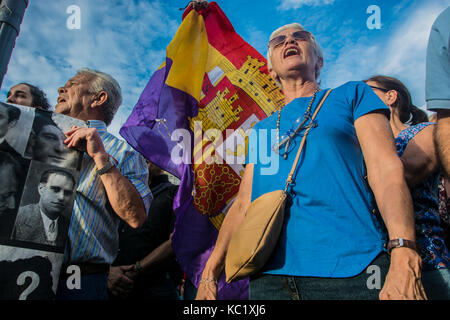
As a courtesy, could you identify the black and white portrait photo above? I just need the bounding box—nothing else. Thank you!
[11,163,77,251]
[0,102,22,159]
[0,105,84,300]
[0,151,24,238]
[25,110,83,170]
[1,102,35,158]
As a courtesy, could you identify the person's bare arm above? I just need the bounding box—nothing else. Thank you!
[196,164,253,300]
[435,110,450,179]
[355,112,426,300]
[64,126,146,228]
[125,239,175,280]
[400,125,439,188]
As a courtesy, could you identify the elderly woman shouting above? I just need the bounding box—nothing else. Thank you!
[196,23,426,300]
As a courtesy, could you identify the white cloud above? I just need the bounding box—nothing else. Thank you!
[1,0,178,137]
[278,0,335,10]
[322,1,449,110]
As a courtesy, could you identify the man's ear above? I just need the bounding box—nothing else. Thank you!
[38,182,45,197]
[25,130,36,156]
[90,91,108,109]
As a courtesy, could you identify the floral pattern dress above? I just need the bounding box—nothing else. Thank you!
[395,122,450,271]
[438,175,450,249]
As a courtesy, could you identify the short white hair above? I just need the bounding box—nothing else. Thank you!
[267,23,324,84]
[77,68,122,126]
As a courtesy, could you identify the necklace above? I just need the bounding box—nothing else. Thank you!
[275,88,320,159]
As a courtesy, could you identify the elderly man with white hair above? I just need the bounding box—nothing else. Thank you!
[196,23,426,300]
[53,69,152,300]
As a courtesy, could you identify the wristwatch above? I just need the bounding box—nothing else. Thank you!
[386,238,417,254]
[135,260,142,273]
[97,155,116,175]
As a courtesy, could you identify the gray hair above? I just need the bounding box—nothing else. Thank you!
[77,68,122,126]
[267,23,324,86]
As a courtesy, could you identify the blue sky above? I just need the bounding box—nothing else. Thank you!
[1,0,448,137]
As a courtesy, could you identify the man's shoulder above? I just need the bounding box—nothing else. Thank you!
[16,204,40,220]
[15,204,41,231]
[332,81,365,95]
[18,203,40,215]
[102,130,142,161]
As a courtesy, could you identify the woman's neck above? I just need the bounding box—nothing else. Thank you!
[281,79,319,105]
[390,109,408,137]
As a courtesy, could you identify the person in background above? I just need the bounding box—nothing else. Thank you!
[366,75,450,299]
[426,6,450,258]
[430,113,450,251]
[108,162,182,300]
[7,83,52,111]
[426,6,450,178]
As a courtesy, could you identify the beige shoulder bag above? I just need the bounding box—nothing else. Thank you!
[225,89,332,283]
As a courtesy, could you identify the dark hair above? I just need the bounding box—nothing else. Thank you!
[364,75,428,125]
[32,111,58,136]
[0,102,20,123]
[40,168,75,187]
[18,83,52,111]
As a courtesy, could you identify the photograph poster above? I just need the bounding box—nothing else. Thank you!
[0,103,85,300]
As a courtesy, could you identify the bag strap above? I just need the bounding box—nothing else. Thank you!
[284,89,332,192]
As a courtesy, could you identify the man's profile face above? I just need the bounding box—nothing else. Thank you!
[38,173,74,219]
[55,73,94,120]
[34,124,71,166]
[0,165,19,216]
[6,84,33,107]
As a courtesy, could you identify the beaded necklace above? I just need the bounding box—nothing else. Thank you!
[275,88,320,159]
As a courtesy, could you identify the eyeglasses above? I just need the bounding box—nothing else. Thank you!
[272,118,318,158]
[268,30,311,49]
[369,85,390,93]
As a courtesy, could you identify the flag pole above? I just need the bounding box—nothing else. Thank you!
[0,0,29,90]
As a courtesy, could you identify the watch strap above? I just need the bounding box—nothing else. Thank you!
[386,238,417,254]
[97,155,116,175]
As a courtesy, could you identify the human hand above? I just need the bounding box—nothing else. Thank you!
[379,248,427,300]
[124,265,139,280]
[190,0,208,11]
[107,265,136,298]
[64,126,108,166]
[195,278,218,300]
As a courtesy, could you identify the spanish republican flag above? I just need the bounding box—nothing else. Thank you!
[120,2,283,299]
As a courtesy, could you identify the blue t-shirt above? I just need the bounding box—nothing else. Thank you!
[246,81,389,277]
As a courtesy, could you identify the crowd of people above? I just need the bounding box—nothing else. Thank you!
[0,3,449,300]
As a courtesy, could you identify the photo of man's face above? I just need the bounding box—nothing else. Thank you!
[38,172,74,220]
[33,124,78,168]
[0,104,15,139]
[0,165,19,216]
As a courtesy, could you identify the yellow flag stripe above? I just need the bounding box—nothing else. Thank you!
[166,11,209,101]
